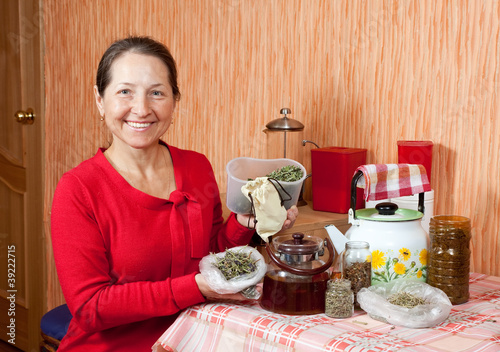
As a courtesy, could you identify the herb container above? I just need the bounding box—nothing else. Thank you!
[226,157,306,214]
[341,241,371,306]
[427,215,471,305]
[325,279,354,318]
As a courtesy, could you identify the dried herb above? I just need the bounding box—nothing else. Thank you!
[213,248,259,280]
[428,221,471,305]
[429,228,470,261]
[387,291,427,309]
[344,261,371,304]
[325,279,353,318]
[266,165,303,182]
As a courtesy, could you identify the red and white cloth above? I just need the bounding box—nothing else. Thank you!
[355,164,431,201]
[154,273,500,352]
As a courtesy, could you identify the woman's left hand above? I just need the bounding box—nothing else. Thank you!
[281,205,299,231]
[195,274,262,301]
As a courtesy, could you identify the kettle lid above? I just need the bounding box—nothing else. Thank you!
[356,202,423,221]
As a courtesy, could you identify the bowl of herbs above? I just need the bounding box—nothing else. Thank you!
[226,157,306,214]
[199,246,267,298]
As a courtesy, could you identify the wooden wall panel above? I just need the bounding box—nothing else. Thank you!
[43,0,500,307]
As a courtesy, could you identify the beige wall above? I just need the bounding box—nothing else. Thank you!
[43,0,500,307]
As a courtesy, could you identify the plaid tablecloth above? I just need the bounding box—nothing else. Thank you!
[154,273,500,352]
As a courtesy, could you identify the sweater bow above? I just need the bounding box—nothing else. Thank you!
[169,190,204,277]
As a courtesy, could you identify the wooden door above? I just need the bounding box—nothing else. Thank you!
[0,0,45,350]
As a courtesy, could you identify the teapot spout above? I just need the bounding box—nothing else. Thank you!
[324,224,348,255]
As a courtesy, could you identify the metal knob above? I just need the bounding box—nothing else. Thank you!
[15,108,35,125]
[280,108,291,116]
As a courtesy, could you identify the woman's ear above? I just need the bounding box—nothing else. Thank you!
[94,85,105,117]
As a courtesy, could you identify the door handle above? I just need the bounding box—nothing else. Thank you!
[14,108,35,124]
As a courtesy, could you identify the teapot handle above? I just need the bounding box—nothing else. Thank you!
[265,236,335,276]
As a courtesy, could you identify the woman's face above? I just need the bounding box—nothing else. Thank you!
[94,52,176,150]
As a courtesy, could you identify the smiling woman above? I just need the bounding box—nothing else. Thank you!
[49,36,299,352]
[94,52,178,198]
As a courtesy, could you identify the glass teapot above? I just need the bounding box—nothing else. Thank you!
[260,232,335,315]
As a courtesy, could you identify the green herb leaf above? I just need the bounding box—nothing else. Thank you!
[266,165,303,182]
[212,247,259,280]
[387,291,427,308]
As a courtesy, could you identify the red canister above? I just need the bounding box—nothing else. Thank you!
[311,147,366,213]
[397,141,433,186]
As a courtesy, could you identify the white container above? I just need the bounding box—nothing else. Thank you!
[365,190,434,233]
[226,157,306,214]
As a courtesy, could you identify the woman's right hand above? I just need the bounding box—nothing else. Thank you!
[194,274,261,301]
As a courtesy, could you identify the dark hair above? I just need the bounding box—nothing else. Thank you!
[95,36,181,100]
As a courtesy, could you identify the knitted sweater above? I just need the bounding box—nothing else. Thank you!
[50,143,254,351]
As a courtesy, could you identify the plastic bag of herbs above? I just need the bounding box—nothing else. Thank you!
[357,280,452,328]
[199,246,267,299]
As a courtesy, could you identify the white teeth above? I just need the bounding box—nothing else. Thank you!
[127,121,152,128]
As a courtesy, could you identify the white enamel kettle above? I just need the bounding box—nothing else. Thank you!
[345,170,429,285]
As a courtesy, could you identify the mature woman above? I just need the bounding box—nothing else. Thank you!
[51,36,298,351]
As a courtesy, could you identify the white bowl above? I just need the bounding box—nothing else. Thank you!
[225,157,307,214]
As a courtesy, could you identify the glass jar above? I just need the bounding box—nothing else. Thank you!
[427,215,471,305]
[325,279,353,318]
[341,241,371,305]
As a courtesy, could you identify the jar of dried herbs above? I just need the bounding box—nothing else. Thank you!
[342,241,371,306]
[325,279,353,318]
[427,215,471,305]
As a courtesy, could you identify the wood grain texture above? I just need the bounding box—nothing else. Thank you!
[43,0,500,307]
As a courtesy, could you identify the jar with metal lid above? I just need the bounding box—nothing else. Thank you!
[325,279,354,318]
[261,233,335,315]
[341,241,371,305]
[427,215,471,305]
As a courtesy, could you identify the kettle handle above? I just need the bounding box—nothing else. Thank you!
[349,170,364,220]
[349,169,426,219]
[265,236,335,276]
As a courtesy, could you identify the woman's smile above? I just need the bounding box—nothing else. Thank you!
[125,121,154,130]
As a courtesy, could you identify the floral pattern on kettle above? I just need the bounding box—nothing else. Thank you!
[371,248,428,284]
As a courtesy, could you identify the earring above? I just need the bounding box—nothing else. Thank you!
[171,119,174,125]
[100,116,104,121]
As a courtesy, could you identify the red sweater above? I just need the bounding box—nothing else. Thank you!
[51,143,254,351]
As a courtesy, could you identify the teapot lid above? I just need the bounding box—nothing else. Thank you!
[275,233,323,255]
[356,202,423,222]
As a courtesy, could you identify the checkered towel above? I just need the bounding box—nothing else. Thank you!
[355,164,431,201]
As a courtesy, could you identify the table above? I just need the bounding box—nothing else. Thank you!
[153,273,500,352]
